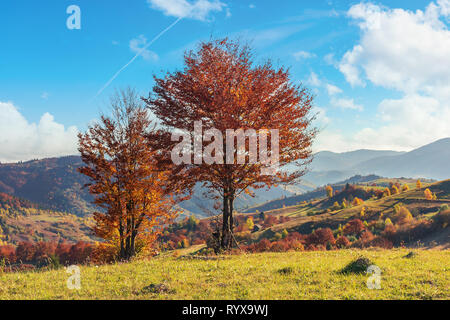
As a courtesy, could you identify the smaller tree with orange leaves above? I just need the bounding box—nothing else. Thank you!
[391,185,399,195]
[325,185,333,198]
[394,206,414,225]
[352,197,364,206]
[416,179,422,189]
[78,89,179,260]
[424,188,433,200]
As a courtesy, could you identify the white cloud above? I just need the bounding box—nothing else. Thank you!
[330,97,363,111]
[306,72,344,98]
[326,84,342,96]
[293,50,316,60]
[40,92,49,100]
[249,4,256,9]
[339,1,450,92]
[355,94,449,149]
[338,45,365,87]
[0,101,78,162]
[147,0,226,21]
[307,72,322,87]
[332,0,450,151]
[313,130,354,153]
[129,35,159,61]
[323,53,337,67]
[313,106,330,125]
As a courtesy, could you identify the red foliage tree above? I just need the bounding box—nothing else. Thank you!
[306,228,336,247]
[336,235,351,248]
[15,242,36,263]
[0,245,16,264]
[144,39,316,250]
[343,219,366,236]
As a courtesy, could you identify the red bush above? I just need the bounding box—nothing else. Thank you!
[343,219,365,236]
[336,236,351,248]
[368,237,393,249]
[1,241,96,269]
[306,228,336,247]
[15,242,36,263]
[0,245,16,264]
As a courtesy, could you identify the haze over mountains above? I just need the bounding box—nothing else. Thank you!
[0,138,448,217]
[304,138,450,186]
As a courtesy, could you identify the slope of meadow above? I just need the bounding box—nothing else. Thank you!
[246,179,450,248]
[0,249,448,300]
[0,192,96,244]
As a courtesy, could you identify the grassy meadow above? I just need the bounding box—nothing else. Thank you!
[1,248,448,300]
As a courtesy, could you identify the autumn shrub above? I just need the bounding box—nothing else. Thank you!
[343,219,365,236]
[368,237,393,249]
[306,228,335,247]
[335,236,351,248]
[270,241,289,252]
[0,245,16,264]
[382,223,397,238]
[393,206,414,225]
[433,209,450,228]
[248,238,272,253]
[15,242,35,263]
[91,242,119,264]
[352,230,375,248]
[384,220,434,246]
[2,263,36,273]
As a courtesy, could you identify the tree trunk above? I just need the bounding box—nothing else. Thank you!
[220,189,235,250]
[221,193,230,249]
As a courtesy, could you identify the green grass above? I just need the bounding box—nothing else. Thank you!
[1,249,448,300]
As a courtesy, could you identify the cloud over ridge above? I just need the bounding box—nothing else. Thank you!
[0,101,78,162]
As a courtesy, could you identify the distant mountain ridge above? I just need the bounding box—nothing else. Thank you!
[0,138,448,217]
[304,138,450,186]
[310,149,405,171]
[0,156,314,218]
[0,156,95,215]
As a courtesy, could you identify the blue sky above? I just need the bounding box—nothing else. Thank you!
[0,0,449,162]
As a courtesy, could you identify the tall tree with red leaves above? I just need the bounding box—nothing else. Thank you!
[144,39,316,250]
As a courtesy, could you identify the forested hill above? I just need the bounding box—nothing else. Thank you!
[0,156,95,216]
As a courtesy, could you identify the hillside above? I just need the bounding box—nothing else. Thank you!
[0,192,96,244]
[183,182,314,216]
[246,175,434,213]
[242,179,450,248]
[0,156,315,218]
[1,249,448,299]
[0,137,448,219]
[0,156,94,216]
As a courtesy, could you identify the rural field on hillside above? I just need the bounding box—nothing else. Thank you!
[1,249,448,300]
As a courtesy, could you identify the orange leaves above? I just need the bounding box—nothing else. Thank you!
[424,188,434,200]
[352,197,364,206]
[78,89,178,260]
[416,179,422,189]
[325,185,333,198]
